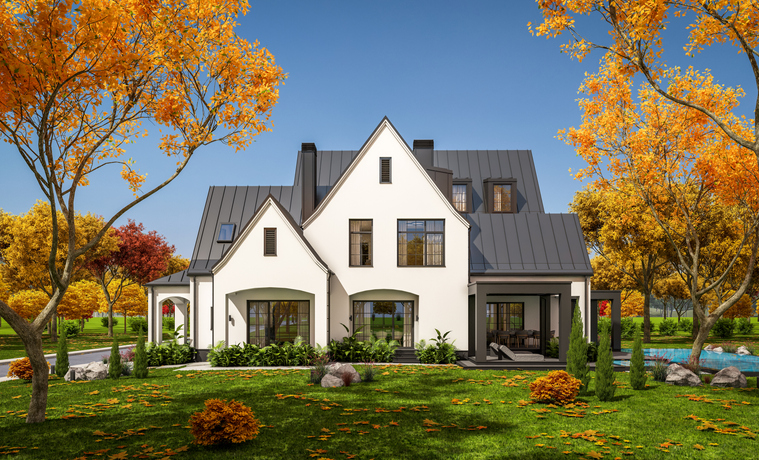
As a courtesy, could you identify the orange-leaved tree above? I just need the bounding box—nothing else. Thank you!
[58,280,101,330]
[0,0,285,423]
[534,1,759,363]
[98,282,148,333]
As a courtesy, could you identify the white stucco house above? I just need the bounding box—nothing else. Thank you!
[146,118,600,364]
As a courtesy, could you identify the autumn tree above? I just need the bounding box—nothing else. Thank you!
[572,187,672,341]
[58,280,101,331]
[535,0,759,363]
[99,283,148,333]
[89,221,172,337]
[0,0,285,423]
[653,274,691,322]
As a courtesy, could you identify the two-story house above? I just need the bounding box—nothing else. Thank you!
[146,118,595,364]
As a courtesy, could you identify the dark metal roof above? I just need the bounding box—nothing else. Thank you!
[434,150,544,213]
[146,269,190,287]
[468,213,592,275]
[188,186,302,275]
[293,150,359,205]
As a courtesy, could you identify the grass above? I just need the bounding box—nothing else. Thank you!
[1,365,758,459]
[0,319,173,361]
[619,317,759,351]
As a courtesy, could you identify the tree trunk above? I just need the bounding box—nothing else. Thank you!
[16,324,49,423]
[124,311,127,333]
[643,291,651,343]
[51,311,58,341]
[692,314,699,340]
[108,304,114,338]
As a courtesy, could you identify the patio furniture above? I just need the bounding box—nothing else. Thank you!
[489,342,506,359]
[529,330,539,348]
[515,330,529,348]
[498,344,545,362]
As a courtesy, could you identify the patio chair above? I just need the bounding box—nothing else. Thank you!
[489,342,506,359]
[498,344,545,362]
[515,330,529,348]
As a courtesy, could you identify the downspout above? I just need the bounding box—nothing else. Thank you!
[193,277,198,354]
[211,274,215,348]
[327,270,332,345]
[585,276,591,337]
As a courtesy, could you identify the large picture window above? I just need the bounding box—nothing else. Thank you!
[397,220,444,266]
[353,301,413,347]
[248,301,309,346]
[486,302,524,333]
[349,220,372,266]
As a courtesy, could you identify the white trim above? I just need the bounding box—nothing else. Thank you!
[302,119,470,230]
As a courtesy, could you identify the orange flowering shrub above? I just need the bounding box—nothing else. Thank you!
[189,399,261,446]
[7,357,49,380]
[529,370,581,405]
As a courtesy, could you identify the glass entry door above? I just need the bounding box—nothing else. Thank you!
[353,301,413,347]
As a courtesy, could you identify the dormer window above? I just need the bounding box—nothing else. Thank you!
[217,223,235,243]
[380,157,391,183]
[452,179,472,213]
[484,178,517,213]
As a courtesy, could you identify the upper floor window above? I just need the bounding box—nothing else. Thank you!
[398,220,444,266]
[494,184,512,212]
[380,157,392,183]
[264,228,277,256]
[452,184,467,212]
[349,220,372,266]
[484,178,517,213]
[217,223,235,243]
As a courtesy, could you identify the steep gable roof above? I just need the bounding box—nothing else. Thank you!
[145,268,190,287]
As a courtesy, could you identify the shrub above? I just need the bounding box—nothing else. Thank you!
[566,307,590,395]
[341,372,352,387]
[190,399,261,446]
[109,338,122,379]
[529,370,581,405]
[620,317,637,339]
[361,362,376,383]
[681,354,705,375]
[7,357,49,380]
[100,316,118,328]
[162,317,175,330]
[736,317,754,335]
[721,341,737,353]
[129,317,148,333]
[629,328,647,390]
[546,337,559,359]
[585,341,598,363]
[678,318,693,332]
[658,318,678,336]
[60,320,80,338]
[55,328,70,378]
[649,356,670,382]
[120,347,135,362]
[309,353,330,384]
[414,329,457,364]
[134,329,149,378]
[145,341,195,366]
[594,332,616,401]
[746,342,757,356]
[711,318,735,339]
[598,317,612,335]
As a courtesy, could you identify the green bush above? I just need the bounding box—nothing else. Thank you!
[129,317,148,333]
[208,338,326,367]
[162,317,175,330]
[585,341,598,363]
[327,324,399,363]
[60,320,80,338]
[109,338,122,379]
[629,328,647,390]
[567,307,590,395]
[546,337,559,359]
[594,331,616,402]
[678,318,693,332]
[658,318,678,336]
[711,318,735,339]
[736,317,754,335]
[133,329,148,378]
[100,317,118,328]
[621,317,638,339]
[145,341,195,366]
[55,328,70,378]
[414,330,458,364]
[598,317,612,335]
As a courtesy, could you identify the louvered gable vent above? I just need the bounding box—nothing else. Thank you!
[379,157,391,184]
[264,228,277,256]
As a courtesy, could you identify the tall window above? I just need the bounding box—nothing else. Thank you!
[350,220,372,266]
[486,302,524,332]
[493,184,512,212]
[353,301,414,347]
[248,301,309,346]
[397,220,444,266]
[452,184,467,212]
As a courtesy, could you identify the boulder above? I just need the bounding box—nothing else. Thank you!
[736,346,751,355]
[65,361,108,382]
[321,374,344,388]
[710,366,747,388]
[704,344,714,351]
[328,363,361,384]
[665,363,702,387]
[711,347,723,353]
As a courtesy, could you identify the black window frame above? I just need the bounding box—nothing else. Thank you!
[452,179,472,213]
[217,223,236,243]
[352,300,414,347]
[264,228,277,256]
[483,178,517,213]
[379,157,392,184]
[247,300,309,346]
[397,219,445,267]
[349,219,373,267]
[486,302,525,332]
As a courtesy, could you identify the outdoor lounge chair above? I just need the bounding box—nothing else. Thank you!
[499,344,545,362]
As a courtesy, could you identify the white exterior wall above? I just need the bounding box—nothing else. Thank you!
[304,122,470,347]
[192,276,213,349]
[213,201,329,347]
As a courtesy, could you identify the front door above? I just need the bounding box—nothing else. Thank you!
[353,301,414,347]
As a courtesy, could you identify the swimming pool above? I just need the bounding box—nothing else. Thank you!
[613,348,759,373]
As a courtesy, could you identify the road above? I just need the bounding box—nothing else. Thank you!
[0,345,135,382]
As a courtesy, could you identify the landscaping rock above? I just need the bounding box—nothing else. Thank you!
[665,364,702,387]
[321,374,344,388]
[327,363,361,384]
[64,361,108,382]
[736,346,751,355]
[711,347,723,353]
[710,366,747,388]
[704,344,713,351]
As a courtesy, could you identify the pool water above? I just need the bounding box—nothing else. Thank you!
[613,348,759,373]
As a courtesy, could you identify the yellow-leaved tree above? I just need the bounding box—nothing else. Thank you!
[0,0,285,423]
[58,280,102,330]
[535,0,759,363]
[98,282,147,333]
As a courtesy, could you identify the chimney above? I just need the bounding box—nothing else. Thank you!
[412,139,434,170]
[301,143,317,222]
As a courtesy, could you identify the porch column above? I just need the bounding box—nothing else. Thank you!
[474,285,488,364]
[558,288,571,361]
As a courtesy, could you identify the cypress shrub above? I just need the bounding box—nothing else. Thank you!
[595,330,616,401]
[566,306,590,395]
[134,329,149,378]
[55,328,70,378]
[109,337,122,379]
[629,328,647,390]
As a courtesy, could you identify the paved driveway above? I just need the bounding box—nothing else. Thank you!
[0,345,135,382]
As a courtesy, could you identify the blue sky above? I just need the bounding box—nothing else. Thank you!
[0,1,754,258]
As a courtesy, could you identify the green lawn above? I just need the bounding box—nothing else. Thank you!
[1,365,758,459]
[619,317,759,350]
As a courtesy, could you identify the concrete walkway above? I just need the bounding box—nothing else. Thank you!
[0,345,135,383]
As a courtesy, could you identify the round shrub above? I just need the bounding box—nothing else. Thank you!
[60,320,80,338]
[711,318,735,339]
[100,317,118,328]
[190,399,261,446]
[129,317,148,333]
[658,318,678,336]
[529,370,581,405]
[678,318,692,332]
[7,357,49,380]
[736,317,753,335]
[162,317,175,330]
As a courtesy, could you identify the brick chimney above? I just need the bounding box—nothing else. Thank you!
[301,143,317,222]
